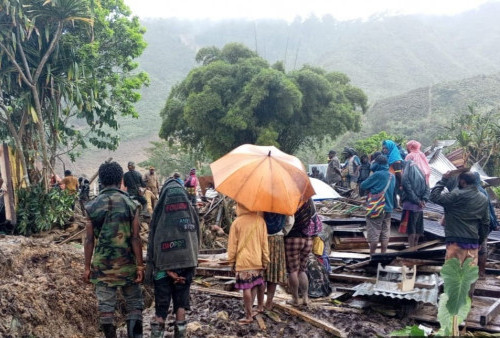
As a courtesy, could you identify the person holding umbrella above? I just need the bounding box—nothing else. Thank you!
[227,204,269,325]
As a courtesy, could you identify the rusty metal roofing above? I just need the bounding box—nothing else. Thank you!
[352,274,440,305]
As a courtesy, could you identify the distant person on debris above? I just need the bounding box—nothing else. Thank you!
[326,150,342,186]
[83,161,144,338]
[61,170,79,194]
[227,204,269,324]
[123,161,147,211]
[360,155,395,255]
[285,198,317,307]
[382,140,403,208]
[430,171,489,269]
[310,166,326,182]
[78,177,90,216]
[405,140,431,184]
[184,168,198,207]
[260,212,288,311]
[401,159,430,247]
[357,155,371,197]
[144,166,160,197]
[342,147,361,197]
[146,176,200,338]
[474,172,499,278]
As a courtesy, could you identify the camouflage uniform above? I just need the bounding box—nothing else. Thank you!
[86,187,143,324]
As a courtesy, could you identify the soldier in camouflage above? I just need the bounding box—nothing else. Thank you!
[83,161,145,338]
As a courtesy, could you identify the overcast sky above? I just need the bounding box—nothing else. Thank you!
[123,0,496,21]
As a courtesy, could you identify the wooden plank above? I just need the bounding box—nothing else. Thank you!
[481,298,500,326]
[397,239,442,253]
[344,259,371,270]
[273,302,347,337]
[330,252,370,260]
[255,314,266,330]
[391,258,443,267]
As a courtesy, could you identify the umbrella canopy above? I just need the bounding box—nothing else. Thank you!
[210,144,315,215]
[310,178,341,201]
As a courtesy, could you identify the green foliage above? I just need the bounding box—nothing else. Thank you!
[436,293,471,336]
[390,325,425,337]
[16,185,75,236]
[0,0,149,181]
[354,131,403,156]
[440,257,478,314]
[159,43,366,159]
[492,187,500,200]
[138,141,211,180]
[437,257,478,336]
[445,106,500,176]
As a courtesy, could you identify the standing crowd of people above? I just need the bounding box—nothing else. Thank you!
[78,137,499,337]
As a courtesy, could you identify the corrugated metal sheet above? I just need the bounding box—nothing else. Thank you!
[352,274,440,305]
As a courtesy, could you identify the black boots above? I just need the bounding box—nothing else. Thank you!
[150,321,165,338]
[174,321,187,338]
[101,323,117,338]
[126,319,143,338]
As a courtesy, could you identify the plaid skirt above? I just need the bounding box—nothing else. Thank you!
[264,235,287,285]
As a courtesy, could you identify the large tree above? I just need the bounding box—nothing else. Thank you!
[159,43,367,159]
[0,0,148,185]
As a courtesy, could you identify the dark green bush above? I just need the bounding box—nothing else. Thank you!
[16,185,75,236]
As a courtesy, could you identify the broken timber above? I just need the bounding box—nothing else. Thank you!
[273,302,347,337]
[481,298,500,326]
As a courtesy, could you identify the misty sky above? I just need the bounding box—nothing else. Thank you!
[123,0,496,21]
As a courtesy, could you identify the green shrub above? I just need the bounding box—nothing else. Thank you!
[16,185,75,236]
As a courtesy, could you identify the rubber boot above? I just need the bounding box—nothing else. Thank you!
[126,319,143,338]
[101,323,117,338]
[150,321,165,338]
[174,321,187,338]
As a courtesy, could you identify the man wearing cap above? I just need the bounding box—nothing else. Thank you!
[144,166,160,197]
[326,150,341,186]
[123,161,147,211]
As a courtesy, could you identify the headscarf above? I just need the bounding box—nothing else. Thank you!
[382,140,403,165]
[405,140,430,184]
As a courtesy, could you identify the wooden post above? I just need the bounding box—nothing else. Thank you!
[480,298,500,326]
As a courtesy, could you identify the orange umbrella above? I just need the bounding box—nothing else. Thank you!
[210,144,315,215]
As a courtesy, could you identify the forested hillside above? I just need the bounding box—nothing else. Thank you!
[361,73,500,146]
[75,2,500,173]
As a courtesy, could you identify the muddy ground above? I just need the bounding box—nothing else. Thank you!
[0,236,414,337]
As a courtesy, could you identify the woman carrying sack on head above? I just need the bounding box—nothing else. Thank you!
[227,204,269,325]
[360,155,395,256]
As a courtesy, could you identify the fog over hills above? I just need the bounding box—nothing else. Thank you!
[69,2,500,173]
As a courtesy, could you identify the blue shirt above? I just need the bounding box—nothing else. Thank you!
[360,171,395,212]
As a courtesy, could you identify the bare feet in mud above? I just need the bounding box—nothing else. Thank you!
[286,299,301,307]
[238,318,253,325]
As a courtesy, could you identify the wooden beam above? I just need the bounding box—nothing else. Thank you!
[344,259,371,270]
[273,302,347,337]
[481,298,500,326]
[397,239,442,253]
[255,314,266,330]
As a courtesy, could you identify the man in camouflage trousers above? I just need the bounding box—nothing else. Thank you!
[83,161,145,338]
